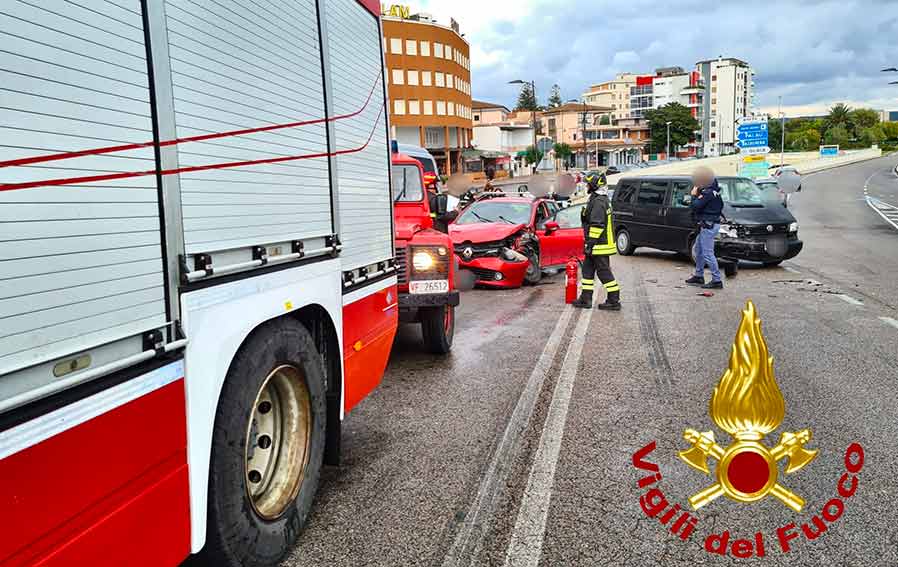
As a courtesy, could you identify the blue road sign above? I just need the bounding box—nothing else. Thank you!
[737,122,767,131]
[737,138,769,149]
[737,130,768,141]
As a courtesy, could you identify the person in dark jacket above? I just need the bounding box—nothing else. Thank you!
[685,167,724,289]
[573,172,621,310]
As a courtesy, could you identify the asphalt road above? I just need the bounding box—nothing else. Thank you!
[283,155,898,567]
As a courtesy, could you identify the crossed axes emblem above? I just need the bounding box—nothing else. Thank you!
[679,428,818,512]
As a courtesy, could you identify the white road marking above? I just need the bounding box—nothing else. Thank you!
[442,305,574,567]
[866,196,898,231]
[837,294,864,306]
[504,308,593,567]
[879,317,898,330]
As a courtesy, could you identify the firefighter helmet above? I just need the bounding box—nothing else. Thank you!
[585,172,606,192]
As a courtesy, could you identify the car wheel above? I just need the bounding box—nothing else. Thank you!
[421,304,454,354]
[202,318,326,567]
[524,249,542,284]
[616,229,634,256]
[723,261,739,277]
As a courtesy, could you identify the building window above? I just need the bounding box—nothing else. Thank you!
[420,41,430,57]
[434,42,444,58]
[405,39,417,56]
[447,102,455,115]
[474,114,480,121]
[390,38,402,54]
[423,100,433,115]
[437,101,447,115]
[712,75,717,81]
[421,71,432,86]
[407,70,419,86]
[446,73,453,89]
[445,46,453,60]
[435,72,445,87]
[391,69,404,85]
[408,100,420,115]
[393,99,405,115]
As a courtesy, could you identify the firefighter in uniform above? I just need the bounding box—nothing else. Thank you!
[573,172,621,310]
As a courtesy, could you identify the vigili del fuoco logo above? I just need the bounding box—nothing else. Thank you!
[631,301,865,559]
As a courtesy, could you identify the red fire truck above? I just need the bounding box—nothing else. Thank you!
[391,149,458,353]
[0,1,394,565]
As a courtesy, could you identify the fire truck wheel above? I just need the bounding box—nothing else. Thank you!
[203,318,326,567]
[421,304,454,354]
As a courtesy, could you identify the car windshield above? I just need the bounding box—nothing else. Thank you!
[455,201,532,225]
[411,156,436,174]
[718,178,767,207]
[392,164,424,202]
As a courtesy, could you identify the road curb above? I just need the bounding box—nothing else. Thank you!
[801,152,885,177]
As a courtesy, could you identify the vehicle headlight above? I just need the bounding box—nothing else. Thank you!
[500,247,527,262]
[718,223,739,238]
[412,251,435,271]
[788,222,798,233]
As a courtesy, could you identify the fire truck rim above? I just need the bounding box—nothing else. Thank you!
[244,363,312,520]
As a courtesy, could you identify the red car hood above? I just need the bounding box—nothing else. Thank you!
[449,222,525,244]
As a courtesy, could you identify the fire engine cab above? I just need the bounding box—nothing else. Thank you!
[0,1,394,566]
[391,146,459,353]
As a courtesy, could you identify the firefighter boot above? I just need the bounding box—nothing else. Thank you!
[572,290,593,309]
[597,290,621,311]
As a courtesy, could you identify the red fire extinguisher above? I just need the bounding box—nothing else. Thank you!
[565,257,579,304]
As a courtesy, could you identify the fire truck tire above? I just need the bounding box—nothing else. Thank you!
[421,304,454,354]
[202,319,326,567]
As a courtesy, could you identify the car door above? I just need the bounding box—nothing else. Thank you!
[539,204,585,265]
[532,202,554,266]
[611,179,638,237]
[665,180,696,253]
[632,180,670,248]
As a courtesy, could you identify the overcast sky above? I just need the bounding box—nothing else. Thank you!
[411,0,898,116]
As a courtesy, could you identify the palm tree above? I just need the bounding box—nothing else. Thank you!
[825,103,852,131]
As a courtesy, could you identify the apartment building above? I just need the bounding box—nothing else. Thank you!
[383,12,473,174]
[472,100,510,124]
[696,57,754,156]
[582,73,637,121]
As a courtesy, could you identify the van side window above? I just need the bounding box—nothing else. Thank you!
[671,181,692,208]
[637,181,668,206]
[614,181,637,204]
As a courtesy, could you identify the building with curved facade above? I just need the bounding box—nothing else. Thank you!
[382,12,473,175]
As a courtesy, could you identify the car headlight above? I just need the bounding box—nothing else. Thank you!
[788,222,798,233]
[500,247,528,262]
[718,223,739,238]
[412,251,435,271]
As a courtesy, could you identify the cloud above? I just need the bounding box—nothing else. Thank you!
[412,0,898,113]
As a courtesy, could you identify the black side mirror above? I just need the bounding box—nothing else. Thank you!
[518,184,528,194]
[435,194,448,216]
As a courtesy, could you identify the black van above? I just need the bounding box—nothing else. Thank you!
[611,175,803,267]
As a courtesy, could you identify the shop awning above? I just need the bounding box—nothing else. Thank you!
[463,149,509,160]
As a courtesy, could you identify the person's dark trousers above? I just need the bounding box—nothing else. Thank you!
[580,254,620,305]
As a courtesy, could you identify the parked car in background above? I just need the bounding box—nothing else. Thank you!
[605,165,621,175]
[449,195,583,287]
[770,165,802,191]
[612,176,803,269]
[755,177,788,207]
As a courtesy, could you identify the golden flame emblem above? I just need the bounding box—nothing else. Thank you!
[678,301,818,512]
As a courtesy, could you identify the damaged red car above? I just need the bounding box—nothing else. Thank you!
[449,195,586,288]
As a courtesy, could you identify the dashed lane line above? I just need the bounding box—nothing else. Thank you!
[503,308,593,567]
[879,317,898,330]
[441,305,574,567]
[837,294,864,306]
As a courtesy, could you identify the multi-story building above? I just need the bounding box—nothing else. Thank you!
[383,12,473,174]
[472,100,510,124]
[582,73,637,121]
[695,57,754,156]
[629,67,704,155]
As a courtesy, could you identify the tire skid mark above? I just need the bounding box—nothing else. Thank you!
[632,275,674,385]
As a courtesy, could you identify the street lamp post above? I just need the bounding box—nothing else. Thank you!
[779,95,786,167]
[510,79,538,172]
[665,121,672,161]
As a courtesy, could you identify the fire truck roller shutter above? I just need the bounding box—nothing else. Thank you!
[323,0,392,271]
[162,0,332,256]
[0,1,169,403]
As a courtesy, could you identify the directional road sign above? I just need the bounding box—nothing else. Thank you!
[743,155,766,163]
[739,161,770,179]
[741,146,771,156]
[737,138,769,149]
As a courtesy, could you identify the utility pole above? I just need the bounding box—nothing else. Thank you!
[780,95,786,167]
[666,121,672,161]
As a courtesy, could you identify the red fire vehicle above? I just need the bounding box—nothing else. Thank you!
[0,2,395,566]
[391,149,459,353]
[449,195,586,288]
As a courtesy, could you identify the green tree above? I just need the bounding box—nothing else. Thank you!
[787,128,821,151]
[825,103,852,132]
[849,108,880,130]
[523,145,543,166]
[643,103,700,154]
[553,143,573,169]
[859,125,886,147]
[547,84,563,108]
[881,121,898,140]
[515,83,538,112]
[768,119,783,152]
[599,114,611,125]
[824,124,850,147]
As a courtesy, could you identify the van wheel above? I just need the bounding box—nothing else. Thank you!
[421,304,454,354]
[524,249,542,284]
[616,229,634,255]
[723,261,739,277]
[202,319,326,567]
